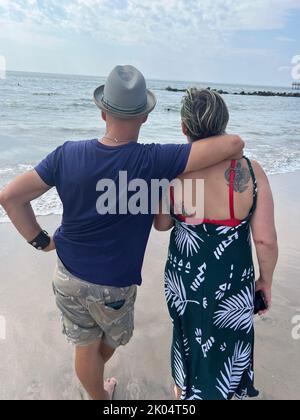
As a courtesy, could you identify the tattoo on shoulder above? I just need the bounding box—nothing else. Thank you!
[225,161,251,193]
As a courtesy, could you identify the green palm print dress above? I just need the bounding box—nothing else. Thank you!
[165,157,259,400]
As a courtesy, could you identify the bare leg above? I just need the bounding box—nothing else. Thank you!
[100,341,118,399]
[75,340,117,400]
[100,341,115,364]
[174,385,182,400]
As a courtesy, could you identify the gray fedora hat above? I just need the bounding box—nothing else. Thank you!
[94,65,156,119]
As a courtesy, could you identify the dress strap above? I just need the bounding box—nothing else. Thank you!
[229,160,237,220]
[243,156,258,214]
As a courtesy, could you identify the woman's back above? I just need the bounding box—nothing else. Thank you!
[176,157,255,224]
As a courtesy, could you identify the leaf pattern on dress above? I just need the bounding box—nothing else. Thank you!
[195,328,202,345]
[235,388,249,400]
[190,263,207,292]
[235,388,248,401]
[220,342,227,352]
[165,270,200,316]
[216,341,252,400]
[216,226,233,235]
[213,231,239,260]
[187,387,203,400]
[183,336,190,358]
[213,284,254,334]
[174,222,203,257]
[173,341,187,398]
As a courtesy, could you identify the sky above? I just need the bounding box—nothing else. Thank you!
[0,0,299,86]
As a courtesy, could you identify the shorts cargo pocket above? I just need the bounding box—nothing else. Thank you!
[87,286,137,348]
[119,302,135,346]
[52,282,101,345]
[87,299,127,324]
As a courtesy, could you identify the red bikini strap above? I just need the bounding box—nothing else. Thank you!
[170,186,175,205]
[229,160,237,220]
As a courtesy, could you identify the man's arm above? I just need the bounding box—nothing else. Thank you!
[184,134,244,173]
[154,200,174,232]
[0,170,55,251]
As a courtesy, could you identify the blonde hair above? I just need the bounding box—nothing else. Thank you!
[181,88,229,142]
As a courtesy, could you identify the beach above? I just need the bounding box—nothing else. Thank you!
[0,170,299,400]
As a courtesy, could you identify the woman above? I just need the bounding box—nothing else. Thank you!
[155,89,278,400]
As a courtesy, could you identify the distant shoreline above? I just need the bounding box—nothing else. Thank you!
[165,86,300,98]
[5,70,293,91]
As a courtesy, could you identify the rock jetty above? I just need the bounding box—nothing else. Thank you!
[165,86,300,98]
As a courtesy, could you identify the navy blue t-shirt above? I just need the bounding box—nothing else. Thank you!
[35,139,191,287]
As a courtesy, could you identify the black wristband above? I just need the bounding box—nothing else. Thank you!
[29,230,51,250]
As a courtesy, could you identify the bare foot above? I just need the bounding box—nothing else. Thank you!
[104,378,118,400]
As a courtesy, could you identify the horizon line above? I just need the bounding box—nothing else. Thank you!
[6,69,292,90]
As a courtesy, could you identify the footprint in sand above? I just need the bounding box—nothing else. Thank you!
[254,391,272,401]
[125,379,141,400]
[67,375,90,400]
[255,315,277,327]
[47,311,59,322]
[76,385,90,401]
[260,316,277,326]
[26,381,42,400]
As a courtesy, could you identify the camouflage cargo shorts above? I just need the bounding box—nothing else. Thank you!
[52,259,137,348]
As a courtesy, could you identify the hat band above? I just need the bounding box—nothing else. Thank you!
[101,95,148,115]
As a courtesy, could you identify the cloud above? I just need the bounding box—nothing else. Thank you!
[278,65,292,72]
[0,0,299,83]
[1,0,300,48]
[0,19,65,48]
[276,36,296,43]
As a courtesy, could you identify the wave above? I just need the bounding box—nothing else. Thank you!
[0,164,33,175]
[164,106,180,112]
[70,101,94,108]
[0,187,63,223]
[2,126,100,134]
[32,92,62,96]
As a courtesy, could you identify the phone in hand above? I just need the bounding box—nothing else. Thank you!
[254,290,268,315]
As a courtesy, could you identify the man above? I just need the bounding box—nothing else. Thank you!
[0,65,244,400]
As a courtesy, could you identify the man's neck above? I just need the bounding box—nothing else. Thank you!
[101,128,140,145]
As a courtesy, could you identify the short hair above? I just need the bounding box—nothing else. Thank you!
[181,88,229,142]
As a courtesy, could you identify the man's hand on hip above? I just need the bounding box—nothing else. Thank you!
[43,237,56,253]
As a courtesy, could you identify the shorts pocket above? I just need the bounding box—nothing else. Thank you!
[102,302,135,348]
[105,300,126,310]
[87,286,137,328]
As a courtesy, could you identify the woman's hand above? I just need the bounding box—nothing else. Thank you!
[43,237,56,253]
[255,278,272,316]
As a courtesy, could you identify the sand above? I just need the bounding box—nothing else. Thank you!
[0,171,299,400]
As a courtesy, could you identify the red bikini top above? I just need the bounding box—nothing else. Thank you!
[170,160,242,228]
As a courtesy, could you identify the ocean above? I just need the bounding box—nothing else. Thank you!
[0,71,299,221]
